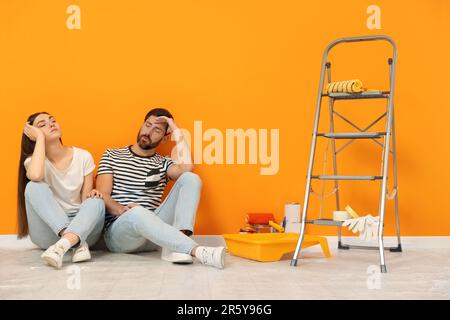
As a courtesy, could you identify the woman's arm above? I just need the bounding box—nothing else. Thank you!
[81,173,103,201]
[81,173,94,201]
[23,123,46,181]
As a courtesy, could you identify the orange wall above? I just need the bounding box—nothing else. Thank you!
[1,0,449,236]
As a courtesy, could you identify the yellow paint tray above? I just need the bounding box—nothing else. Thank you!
[223,233,330,262]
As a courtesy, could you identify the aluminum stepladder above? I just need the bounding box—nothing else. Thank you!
[290,35,402,273]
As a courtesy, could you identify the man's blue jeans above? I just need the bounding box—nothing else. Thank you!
[104,172,201,255]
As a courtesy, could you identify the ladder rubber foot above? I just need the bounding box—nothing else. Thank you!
[389,244,402,252]
[380,265,387,273]
[338,242,350,250]
[290,259,298,267]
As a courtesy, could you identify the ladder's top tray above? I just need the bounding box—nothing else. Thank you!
[322,91,390,100]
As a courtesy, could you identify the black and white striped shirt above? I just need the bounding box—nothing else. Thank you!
[97,146,175,228]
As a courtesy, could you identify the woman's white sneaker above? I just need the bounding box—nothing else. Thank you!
[40,243,67,269]
[72,242,91,263]
[194,246,226,269]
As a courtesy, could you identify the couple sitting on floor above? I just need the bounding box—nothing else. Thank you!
[17,108,226,270]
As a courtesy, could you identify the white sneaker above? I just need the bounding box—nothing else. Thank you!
[194,246,226,269]
[41,244,66,269]
[72,242,91,263]
[161,247,193,264]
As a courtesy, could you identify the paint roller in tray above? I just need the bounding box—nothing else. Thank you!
[240,213,285,233]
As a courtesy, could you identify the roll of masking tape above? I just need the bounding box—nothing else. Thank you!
[333,211,351,221]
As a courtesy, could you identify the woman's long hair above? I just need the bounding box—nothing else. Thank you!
[17,112,49,238]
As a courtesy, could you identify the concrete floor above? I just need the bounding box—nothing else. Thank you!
[0,235,449,300]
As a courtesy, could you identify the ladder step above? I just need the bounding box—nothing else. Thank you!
[305,219,343,226]
[311,175,383,180]
[322,91,390,100]
[317,132,386,139]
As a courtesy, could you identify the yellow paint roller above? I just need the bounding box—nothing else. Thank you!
[326,79,364,94]
[269,220,285,232]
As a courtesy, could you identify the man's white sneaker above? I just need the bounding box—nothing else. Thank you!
[194,246,226,269]
[40,244,66,269]
[72,242,91,263]
[161,247,193,264]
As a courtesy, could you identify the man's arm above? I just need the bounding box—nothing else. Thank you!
[167,128,194,180]
[155,116,194,181]
[95,173,128,216]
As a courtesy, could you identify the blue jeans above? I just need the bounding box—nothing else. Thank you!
[105,172,201,255]
[24,181,105,249]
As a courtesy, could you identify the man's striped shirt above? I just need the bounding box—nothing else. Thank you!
[97,146,175,228]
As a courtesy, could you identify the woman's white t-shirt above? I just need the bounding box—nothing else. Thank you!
[24,147,95,214]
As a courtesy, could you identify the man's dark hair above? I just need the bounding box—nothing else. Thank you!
[144,108,174,134]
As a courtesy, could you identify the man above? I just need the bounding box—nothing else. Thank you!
[96,108,225,269]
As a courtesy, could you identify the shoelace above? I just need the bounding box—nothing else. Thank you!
[76,245,87,253]
[200,248,214,265]
[54,244,66,257]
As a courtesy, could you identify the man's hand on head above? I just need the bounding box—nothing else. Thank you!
[154,116,178,135]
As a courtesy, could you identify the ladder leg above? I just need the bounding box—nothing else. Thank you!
[292,140,316,266]
[378,219,387,273]
[291,137,318,266]
[291,215,307,266]
[378,95,394,273]
[377,56,400,273]
[378,174,388,273]
[390,107,402,252]
[291,173,313,266]
[326,63,347,250]
[386,59,402,253]
[292,59,327,267]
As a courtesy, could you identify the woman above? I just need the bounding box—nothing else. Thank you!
[17,112,105,269]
